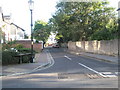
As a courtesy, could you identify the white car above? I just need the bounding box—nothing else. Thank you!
[52,44,59,48]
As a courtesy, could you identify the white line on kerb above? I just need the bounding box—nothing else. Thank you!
[64,55,72,60]
[1,50,55,77]
[33,50,55,71]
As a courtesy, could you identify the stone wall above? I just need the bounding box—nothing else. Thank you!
[68,39,118,56]
[61,43,68,48]
[68,41,76,50]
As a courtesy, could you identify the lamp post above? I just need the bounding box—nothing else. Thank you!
[117,1,120,77]
[117,7,120,61]
[28,0,34,63]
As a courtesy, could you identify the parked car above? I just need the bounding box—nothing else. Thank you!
[52,44,59,48]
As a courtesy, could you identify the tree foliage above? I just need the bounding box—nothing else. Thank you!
[49,1,118,42]
[33,20,51,42]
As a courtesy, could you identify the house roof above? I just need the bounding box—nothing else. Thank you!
[117,8,120,11]
[10,23,25,32]
[0,7,25,32]
[0,7,4,21]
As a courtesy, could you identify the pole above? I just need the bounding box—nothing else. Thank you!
[30,9,33,63]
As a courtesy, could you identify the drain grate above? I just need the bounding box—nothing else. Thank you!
[58,73,69,79]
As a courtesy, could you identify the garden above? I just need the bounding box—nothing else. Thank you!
[2,41,36,65]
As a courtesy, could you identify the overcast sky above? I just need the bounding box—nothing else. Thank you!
[0,0,119,35]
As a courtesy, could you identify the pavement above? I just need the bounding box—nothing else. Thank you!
[1,48,118,77]
[1,49,52,76]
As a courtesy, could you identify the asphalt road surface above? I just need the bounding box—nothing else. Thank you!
[2,48,118,88]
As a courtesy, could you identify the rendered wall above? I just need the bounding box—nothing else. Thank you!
[68,39,118,56]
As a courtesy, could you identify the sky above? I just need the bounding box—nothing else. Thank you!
[0,0,59,35]
[0,0,119,35]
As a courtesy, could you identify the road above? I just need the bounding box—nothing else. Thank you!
[2,48,118,88]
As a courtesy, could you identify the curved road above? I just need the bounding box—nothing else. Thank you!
[2,48,118,88]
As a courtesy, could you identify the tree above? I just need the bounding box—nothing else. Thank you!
[49,1,118,42]
[33,20,51,42]
[24,34,29,39]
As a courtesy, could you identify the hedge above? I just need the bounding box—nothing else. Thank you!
[2,51,19,65]
[17,48,36,53]
[2,50,34,65]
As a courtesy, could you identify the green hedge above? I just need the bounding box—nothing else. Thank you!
[2,51,19,65]
[2,42,37,65]
[17,48,36,54]
[2,50,34,65]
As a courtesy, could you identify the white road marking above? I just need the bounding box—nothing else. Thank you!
[64,55,72,61]
[78,63,117,78]
[100,72,117,77]
[115,72,118,75]
[63,55,117,78]
[78,63,100,74]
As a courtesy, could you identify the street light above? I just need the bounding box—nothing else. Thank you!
[117,8,120,11]
[117,7,120,59]
[28,0,34,63]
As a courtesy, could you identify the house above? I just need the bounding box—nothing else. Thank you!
[46,32,57,46]
[0,7,6,43]
[10,23,25,40]
[0,7,25,43]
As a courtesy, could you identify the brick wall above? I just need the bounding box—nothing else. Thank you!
[16,40,42,52]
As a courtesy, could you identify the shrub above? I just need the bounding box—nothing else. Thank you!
[7,40,16,45]
[22,55,31,63]
[14,44,24,49]
[17,48,36,53]
[2,44,11,51]
[2,50,34,65]
[2,51,19,65]
[2,41,17,51]
[17,48,36,63]
[2,43,36,65]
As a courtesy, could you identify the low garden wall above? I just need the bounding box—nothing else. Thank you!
[16,40,42,52]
